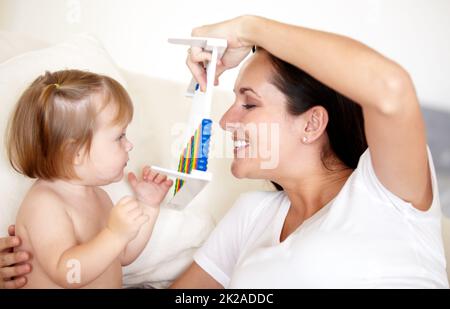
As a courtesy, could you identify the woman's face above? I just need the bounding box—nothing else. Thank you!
[220,52,311,181]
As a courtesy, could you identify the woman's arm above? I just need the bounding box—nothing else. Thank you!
[191,16,431,211]
[170,262,223,289]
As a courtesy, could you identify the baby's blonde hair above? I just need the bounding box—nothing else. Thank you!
[6,69,133,180]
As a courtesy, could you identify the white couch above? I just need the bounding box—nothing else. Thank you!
[0,31,448,286]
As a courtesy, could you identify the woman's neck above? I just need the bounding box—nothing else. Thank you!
[279,165,352,223]
[276,164,352,242]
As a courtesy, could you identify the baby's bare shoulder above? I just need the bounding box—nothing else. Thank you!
[18,182,70,222]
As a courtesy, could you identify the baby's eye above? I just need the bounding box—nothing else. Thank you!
[117,133,126,141]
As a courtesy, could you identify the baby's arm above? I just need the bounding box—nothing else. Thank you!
[20,191,146,288]
[120,205,159,266]
[120,167,173,265]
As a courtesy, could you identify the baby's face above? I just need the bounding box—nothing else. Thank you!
[75,102,133,186]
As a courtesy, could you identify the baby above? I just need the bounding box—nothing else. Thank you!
[5,70,172,288]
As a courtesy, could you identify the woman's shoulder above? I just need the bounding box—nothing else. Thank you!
[212,190,288,249]
[350,146,441,217]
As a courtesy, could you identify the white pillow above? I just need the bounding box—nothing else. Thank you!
[0,31,49,63]
[0,34,215,288]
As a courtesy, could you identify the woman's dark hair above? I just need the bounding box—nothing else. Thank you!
[257,48,368,191]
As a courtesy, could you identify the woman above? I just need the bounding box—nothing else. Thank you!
[1,15,448,288]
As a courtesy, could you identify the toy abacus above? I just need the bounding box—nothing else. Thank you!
[151,37,227,209]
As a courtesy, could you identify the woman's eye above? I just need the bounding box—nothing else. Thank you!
[242,104,256,110]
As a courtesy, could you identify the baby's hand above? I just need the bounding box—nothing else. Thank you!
[128,166,173,207]
[107,196,149,242]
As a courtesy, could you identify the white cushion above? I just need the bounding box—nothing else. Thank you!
[0,31,49,63]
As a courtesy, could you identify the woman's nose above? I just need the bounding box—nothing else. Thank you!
[219,106,240,131]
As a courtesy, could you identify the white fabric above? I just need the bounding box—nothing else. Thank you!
[194,148,449,288]
[0,31,49,63]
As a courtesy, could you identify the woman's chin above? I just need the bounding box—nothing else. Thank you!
[230,161,247,179]
[231,159,259,179]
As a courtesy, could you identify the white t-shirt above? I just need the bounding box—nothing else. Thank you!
[194,148,449,288]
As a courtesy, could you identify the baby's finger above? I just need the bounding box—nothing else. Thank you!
[142,166,151,180]
[164,179,174,187]
[154,174,167,184]
[127,172,138,188]
[117,197,138,212]
[147,168,158,182]
[116,196,135,206]
[134,215,149,227]
[128,207,144,220]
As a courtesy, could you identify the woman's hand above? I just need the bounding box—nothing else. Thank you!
[187,16,257,91]
[0,225,32,289]
[128,166,173,207]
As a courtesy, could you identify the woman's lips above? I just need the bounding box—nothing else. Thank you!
[233,139,250,156]
[233,139,249,149]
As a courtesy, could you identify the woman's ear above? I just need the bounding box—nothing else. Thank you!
[302,106,328,144]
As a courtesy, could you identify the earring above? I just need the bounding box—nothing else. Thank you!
[302,136,308,144]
